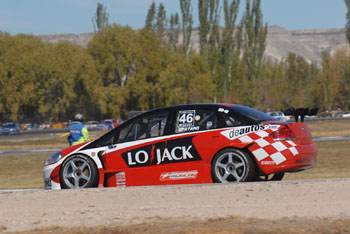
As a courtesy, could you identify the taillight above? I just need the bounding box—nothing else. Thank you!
[269,126,296,141]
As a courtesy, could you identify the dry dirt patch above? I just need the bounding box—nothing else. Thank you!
[1,179,350,233]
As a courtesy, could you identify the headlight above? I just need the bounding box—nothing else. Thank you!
[44,152,63,166]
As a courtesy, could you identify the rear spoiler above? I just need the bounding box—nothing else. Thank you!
[283,108,318,122]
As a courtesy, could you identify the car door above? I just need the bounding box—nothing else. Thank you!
[101,110,171,186]
[170,107,219,164]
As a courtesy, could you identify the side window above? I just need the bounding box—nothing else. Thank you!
[117,111,168,143]
[175,109,217,133]
[221,114,241,127]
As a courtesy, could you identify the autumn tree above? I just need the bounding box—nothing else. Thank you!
[0,35,44,121]
[0,35,99,122]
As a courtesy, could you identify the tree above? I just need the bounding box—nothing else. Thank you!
[241,0,268,106]
[92,3,109,32]
[0,35,99,122]
[0,35,44,121]
[156,3,167,38]
[88,25,140,118]
[145,2,156,31]
[219,0,240,101]
[180,0,193,58]
[168,13,180,51]
[345,0,350,45]
[198,0,220,58]
[37,42,99,122]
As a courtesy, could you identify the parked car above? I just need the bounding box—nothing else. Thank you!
[97,119,123,130]
[342,111,350,118]
[43,103,317,190]
[86,121,99,129]
[266,111,289,122]
[1,122,22,135]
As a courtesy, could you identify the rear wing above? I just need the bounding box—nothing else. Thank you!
[283,108,318,122]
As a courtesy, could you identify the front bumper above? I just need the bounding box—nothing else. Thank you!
[43,164,61,190]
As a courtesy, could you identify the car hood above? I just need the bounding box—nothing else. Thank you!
[59,141,92,156]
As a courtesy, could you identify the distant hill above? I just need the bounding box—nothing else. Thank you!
[37,26,348,64]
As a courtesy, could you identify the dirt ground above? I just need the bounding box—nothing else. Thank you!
[1,179,350,233]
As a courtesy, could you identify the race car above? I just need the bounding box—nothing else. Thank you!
[43,104,317,189]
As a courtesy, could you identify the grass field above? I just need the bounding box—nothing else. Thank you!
[0,120,349,189]
[307,119,350,137]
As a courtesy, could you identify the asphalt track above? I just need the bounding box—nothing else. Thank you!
[0,130,349,155]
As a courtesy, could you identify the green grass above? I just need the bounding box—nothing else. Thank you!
[0,153,50,189]
[307,119,350,137]
[284,140,350,180]
[0,140,349,189]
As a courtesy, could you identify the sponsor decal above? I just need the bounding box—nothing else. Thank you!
[177,110,200,132]
[116,172,126,187]
[261,161,275,165]
[160,170,198,181]
[221,125,268,140]
[268,125,278,129]
[121,137,202,168]
[218,108,229,114]
[206,121,213,128]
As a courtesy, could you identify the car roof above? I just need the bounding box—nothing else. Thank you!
[125,103,238,121]
[147,103,236,112]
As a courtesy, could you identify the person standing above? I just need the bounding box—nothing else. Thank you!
[68,114,90,146]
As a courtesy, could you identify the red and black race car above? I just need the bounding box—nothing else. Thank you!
[43,104,317,189]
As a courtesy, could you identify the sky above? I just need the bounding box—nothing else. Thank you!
[0,0,347,35]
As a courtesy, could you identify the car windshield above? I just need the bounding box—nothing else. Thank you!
[232,105,275,122]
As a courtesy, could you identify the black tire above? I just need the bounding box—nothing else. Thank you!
[211,148,255,183]
[60,154,98,189]
[254,172,285,182]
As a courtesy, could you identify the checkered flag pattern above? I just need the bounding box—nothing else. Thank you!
[220,127,299,165]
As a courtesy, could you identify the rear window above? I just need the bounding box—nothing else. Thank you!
[231,105,275,122]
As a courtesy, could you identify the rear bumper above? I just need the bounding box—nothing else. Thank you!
[257,142,317,175]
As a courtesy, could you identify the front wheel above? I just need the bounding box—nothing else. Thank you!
[60,155,98,189]
[211,148,255,183]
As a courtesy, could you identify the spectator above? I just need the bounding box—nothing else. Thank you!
[67,114,90,146]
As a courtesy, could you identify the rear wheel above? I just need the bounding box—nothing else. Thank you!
[60,155,98,189]
[211,149,255,183]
